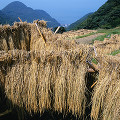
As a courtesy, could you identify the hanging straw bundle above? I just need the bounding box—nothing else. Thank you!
[0,45,89,118]
[0,22,31,51]
[91,55,120,120]
[94,34,120,56]
[0,20,92,119]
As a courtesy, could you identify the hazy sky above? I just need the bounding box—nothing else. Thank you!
[0,0,108,24]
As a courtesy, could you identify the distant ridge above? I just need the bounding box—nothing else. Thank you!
[1,1,60,27]
[67,13,93,30]
[68,0,120,30]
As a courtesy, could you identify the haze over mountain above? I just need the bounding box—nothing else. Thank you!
[0,1,60,27]
[69,0,120,30]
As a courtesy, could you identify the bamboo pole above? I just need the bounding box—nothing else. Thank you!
[54,26,60,34]
[35,23,46,44]
[91,81,97,88]
[87,68,95,73]
[18,17,22,22]
[86,60,99,72]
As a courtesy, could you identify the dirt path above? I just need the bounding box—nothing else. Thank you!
[75,33,105,44]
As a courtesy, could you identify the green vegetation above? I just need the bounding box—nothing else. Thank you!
[92,58,98,65]
[109,50,120,56]
[92,34,109,42]
[92,27,120,43]
[67,13,93,30]
[0,10,15,25]
[75,32,96,39]
[69,0,120,30]
[97,27,120,34]
[53,26,66,34]
[65,32,97,40]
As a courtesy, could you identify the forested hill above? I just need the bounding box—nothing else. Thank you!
[67,13,93,30]
[0,10,15,25]
[0,1,60,27]
[68,0,120,30]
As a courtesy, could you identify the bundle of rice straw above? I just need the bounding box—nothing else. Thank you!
[94,34,120,56]
[0,20,92,118]
[0,46,89,117]
[91,55,120,120]
[0,22,31,51]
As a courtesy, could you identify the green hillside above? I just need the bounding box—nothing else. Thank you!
[67,13,93,30]
[1,1,60,27]
[69,0,120,30]
[0,10,15,25]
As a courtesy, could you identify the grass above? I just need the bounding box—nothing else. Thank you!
[109,50,120,56]
[92,27,120,43]
[66,32,97,40]
[91,58,98,65]
[75,32,96,39]
[97,27,120,34]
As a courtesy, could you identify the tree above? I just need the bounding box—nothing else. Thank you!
[54,26,66,34]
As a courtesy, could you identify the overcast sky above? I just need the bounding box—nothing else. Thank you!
[0,0,108,24]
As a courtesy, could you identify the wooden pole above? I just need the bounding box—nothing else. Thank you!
[18,17,22,22]
[87,68,95,73]
[54,26,60,34]
[86,60,99,72]
[91,81,97,88]
[35,23,46,43]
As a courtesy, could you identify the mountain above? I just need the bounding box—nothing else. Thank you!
[67,13,93,30]
[0,10,16,25]
[1,1,60,27]
[69,0,120,30]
